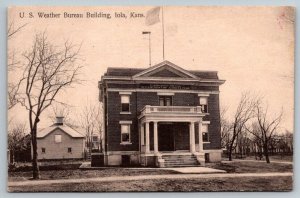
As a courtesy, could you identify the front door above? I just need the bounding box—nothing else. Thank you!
[158,123,175,151]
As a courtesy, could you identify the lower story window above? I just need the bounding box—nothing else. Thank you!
[42,148,46,153]
[68,147,72,153]
[203,132,209,142]
[202,124,209,142]
[121,124,131,143]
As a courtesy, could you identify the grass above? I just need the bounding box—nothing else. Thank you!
[9,160,293,182]
[206,161,293,173]
[8,176,293,192]
[8,168,178,182]
[8,160,294,192]
[225,154,293,162]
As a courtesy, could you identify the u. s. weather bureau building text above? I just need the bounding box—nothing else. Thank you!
[99,61,225,167]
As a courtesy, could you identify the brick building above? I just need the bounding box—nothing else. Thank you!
[99,61,225,167]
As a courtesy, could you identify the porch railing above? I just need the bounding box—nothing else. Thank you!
[140,105,203,116]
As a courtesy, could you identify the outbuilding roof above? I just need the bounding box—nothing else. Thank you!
[37,124,85,138]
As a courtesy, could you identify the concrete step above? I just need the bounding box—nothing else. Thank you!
[162,155,199,167]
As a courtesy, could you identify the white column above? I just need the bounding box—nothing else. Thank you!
[153,121,158,154]
[189,122,196,153]
[145,121,150,153]
[198,121,204,152]
[140,124,144,146]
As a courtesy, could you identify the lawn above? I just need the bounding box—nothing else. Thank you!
[206,161,293,173]
[8,160,294,192]
[9,176,293,192]
[8,160,293,182]
[8,168,178,182]
[245,155,293,162]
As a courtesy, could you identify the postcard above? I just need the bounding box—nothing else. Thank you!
[7,6,294,192]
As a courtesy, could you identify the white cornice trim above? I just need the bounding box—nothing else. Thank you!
[108,88,220,94]
[157,92,175,96]
[119,120,132,124]
[102,76,225,85]
[119,91,132,95]
[202,121,211,125]
[198,93,210,97]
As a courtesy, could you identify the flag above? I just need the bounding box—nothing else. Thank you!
[145,7,161,26]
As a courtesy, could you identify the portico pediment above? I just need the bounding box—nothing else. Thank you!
[133,60,200,80]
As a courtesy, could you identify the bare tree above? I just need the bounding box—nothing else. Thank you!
[227,93,257,161]
[7,21,27,109]
[284,130,294,153]
[8,122,28,164]
[247,102,283,163]
[220,106,232,150]
[47,104,75,126]
[79,100,103,156]
[249,124,264,160]
[16,32,82,179]
[7,21,28,40]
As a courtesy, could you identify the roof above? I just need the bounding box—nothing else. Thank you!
[103,61,219,80]
[37,124,85,138]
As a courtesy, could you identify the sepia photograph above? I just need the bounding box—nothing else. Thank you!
[7,6,294,192]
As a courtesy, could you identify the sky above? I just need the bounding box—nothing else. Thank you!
[8,6,294,131]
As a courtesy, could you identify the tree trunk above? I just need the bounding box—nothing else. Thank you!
[264,144,270,163]
[31,127,40,179]
[228,141,234,161]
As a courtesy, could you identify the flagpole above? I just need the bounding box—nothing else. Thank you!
[142,31,151,67]
[162,6,165,60]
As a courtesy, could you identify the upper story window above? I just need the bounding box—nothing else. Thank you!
[121,95,130,112]
[202,124,209,142]
[159,96,172,106]
[121,124,131,143]
[54,135,62,143]
[199,97,208,113]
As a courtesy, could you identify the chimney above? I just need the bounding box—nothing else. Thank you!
[56,116,64,125]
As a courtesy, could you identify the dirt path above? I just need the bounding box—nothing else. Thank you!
[8,172,293,187]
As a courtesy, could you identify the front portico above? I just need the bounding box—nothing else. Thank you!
[138,105,206,167]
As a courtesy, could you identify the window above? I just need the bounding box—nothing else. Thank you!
[159,96,172,106]
[202,124,209,142]
[199,97,208,113]
[54,135,62,143]
[68,147,72,153]
[121,95,130,112]
[41,148,46,153]
[92,136,98,142]
[121,124,130,143]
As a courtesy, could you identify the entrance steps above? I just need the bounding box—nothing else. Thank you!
[162,154,199,167]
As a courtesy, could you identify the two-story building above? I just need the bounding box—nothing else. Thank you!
[99,61,225,167]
